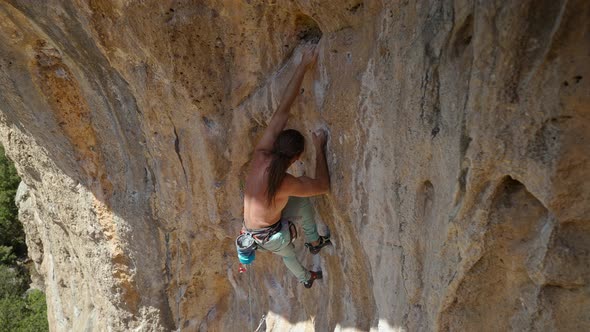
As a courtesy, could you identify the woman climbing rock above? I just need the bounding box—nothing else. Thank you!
[238,45,331,288]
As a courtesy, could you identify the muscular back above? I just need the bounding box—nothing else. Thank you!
[243,151,289,229]
[242,46,327,228]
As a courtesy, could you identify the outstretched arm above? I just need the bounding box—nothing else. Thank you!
[255,46,318,152]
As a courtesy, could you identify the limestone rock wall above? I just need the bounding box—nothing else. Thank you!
[0,0,588,331]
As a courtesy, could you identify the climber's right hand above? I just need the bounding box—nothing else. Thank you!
[300,45,318,69]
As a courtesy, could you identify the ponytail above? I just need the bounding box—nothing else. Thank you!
[265,129,305,205]
[266,152,292,205]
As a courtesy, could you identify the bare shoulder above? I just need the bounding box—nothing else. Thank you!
[250,149,271,166]
[245,150,271,186]
[253,148,271,159]
[274,173,299,196]
[280,173,300,186]
[280,173,328,197]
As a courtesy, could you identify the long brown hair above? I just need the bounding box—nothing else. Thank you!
[266,129,304,205]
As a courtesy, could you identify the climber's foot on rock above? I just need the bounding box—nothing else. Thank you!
[303,270,323,289]
[305,235,331,255]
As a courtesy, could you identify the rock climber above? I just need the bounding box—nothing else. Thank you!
[241,45,331,288]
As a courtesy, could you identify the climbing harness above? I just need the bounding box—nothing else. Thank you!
[235,220,281,265]
[246,219,282,242]
[235,219,298,266]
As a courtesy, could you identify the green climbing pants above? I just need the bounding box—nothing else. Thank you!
[257,196,319,283]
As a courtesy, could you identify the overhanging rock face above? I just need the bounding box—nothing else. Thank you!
[1,0,589,331]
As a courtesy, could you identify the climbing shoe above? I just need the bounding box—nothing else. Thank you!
[303,270,323,289]
[305,235,331,255]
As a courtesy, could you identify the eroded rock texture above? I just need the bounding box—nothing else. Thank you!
[0,0,588,331]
